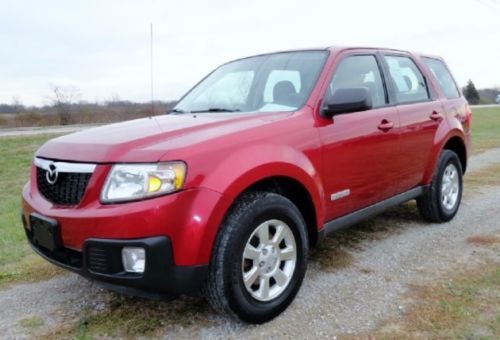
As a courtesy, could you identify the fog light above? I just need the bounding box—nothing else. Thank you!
[122,247,146,273]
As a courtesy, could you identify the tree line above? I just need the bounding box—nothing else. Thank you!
[0,85,177,128]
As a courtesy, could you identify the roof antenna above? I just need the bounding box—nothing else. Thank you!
[150,22,154,117]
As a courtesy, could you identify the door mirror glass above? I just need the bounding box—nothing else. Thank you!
[322,87,372,117]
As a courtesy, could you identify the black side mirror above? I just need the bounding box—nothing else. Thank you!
[321,87,372,117]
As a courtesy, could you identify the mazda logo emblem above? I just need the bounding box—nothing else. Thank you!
[46,163,59,185]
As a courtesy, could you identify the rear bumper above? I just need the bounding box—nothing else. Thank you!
[24,226,207,296]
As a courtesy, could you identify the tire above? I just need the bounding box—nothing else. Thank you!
[204,192,308,323]
[417,150,463,223]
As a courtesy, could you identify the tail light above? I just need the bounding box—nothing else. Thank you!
[464,104,472,131]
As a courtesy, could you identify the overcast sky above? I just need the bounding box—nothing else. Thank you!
[1,0,499,106]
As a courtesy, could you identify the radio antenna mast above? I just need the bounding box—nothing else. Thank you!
[150,22,154,116]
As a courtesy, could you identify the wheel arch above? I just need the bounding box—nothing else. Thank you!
[423,130,468,184]
[442,136,467,173]
[226,175,321,247]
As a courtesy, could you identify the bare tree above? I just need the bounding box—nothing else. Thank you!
[10,96,24,113]
[49,85,81,125]
[109,93,121,103]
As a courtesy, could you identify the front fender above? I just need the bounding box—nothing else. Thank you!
[175,143,324,265]
[200,143,325,229]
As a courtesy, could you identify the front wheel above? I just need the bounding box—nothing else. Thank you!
[204,192,308,323]
[417,150,463,222]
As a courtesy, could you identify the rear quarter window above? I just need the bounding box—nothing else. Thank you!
[422,58,460,99]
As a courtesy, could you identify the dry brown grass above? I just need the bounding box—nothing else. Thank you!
[466,234,500,246]
[354,262,500,339]
[465,163,500,191]
[0,110,154,128]
[473,139,500,155]
[41,294,211,339]
[310,237,355,271]
[0,101,176,128]
[463,163,500,202]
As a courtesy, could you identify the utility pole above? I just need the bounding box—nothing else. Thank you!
[150,23,154,116]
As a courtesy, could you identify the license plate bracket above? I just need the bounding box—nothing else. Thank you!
[30,213,61,251]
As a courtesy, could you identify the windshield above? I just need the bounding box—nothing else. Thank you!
[173,51,328,114]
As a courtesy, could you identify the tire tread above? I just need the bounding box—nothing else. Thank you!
[204,191,308,323]
[417,150,463,223]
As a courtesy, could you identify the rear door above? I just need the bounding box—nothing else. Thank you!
[380,53,444,192]
[318,53,401,220]
[422,56,471,141]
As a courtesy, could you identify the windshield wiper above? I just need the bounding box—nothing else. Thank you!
[190,108,241,113]
[168,108,188,114]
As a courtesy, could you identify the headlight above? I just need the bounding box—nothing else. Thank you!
[100,162,186,203]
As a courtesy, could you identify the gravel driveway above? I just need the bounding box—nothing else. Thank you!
[1,148,500,339]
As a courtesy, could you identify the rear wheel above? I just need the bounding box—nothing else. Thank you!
[204,192,308,323]
[417,150,463,222]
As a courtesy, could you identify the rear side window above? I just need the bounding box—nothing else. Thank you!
[422,58,460,99]
[328,55,386,108]
[384,55,429,104]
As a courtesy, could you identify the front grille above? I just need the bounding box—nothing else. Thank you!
[36,167,92,205]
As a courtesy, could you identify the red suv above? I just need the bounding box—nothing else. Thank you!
[22,47,471,323]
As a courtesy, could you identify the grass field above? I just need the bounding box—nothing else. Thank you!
[0,134,64,286]
[471,106,500,153]
[0,134,60,266]
[0,107,499,286]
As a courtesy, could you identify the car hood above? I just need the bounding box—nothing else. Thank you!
[36,112,287,163]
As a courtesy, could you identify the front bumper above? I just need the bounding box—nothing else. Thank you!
[24,225,207,297]
[22,177,230,266]
[21,163,231,295]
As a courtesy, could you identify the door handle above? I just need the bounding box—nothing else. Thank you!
[378,119,394,132]
[430,111,443,121]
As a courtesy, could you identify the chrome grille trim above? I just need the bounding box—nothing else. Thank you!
[34,157,96,173]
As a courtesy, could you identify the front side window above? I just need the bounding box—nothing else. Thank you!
[384,55,429,104]
[327,55,386,108]
[174,51,328,114]
[422,58,460,99]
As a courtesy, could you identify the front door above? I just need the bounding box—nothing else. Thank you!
[318,54,401,220]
